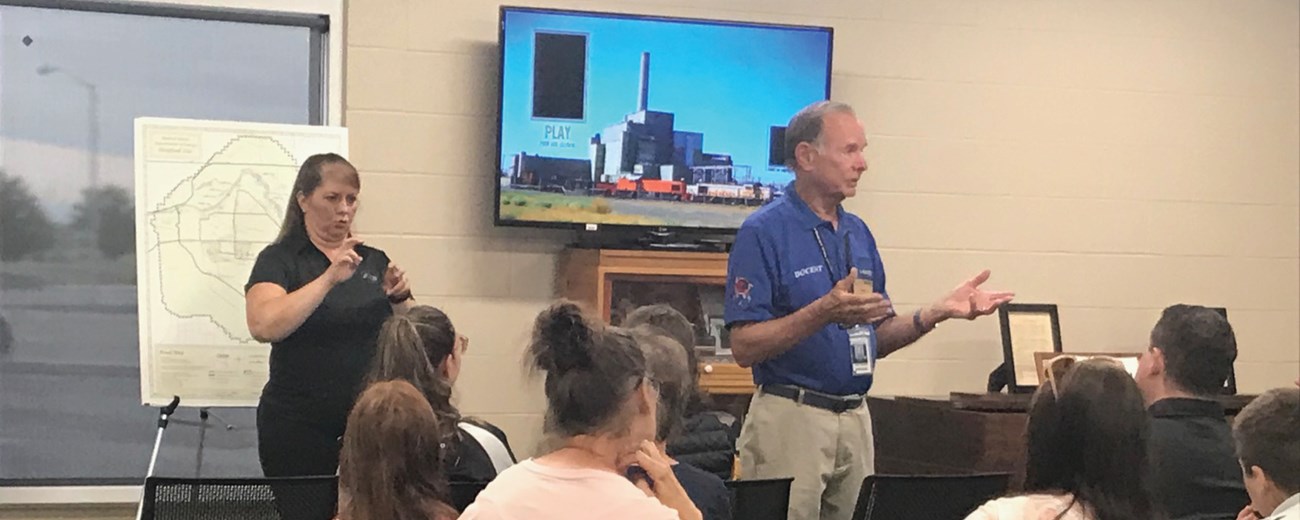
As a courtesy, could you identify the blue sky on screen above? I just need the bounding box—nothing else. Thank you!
[499,9,830,184]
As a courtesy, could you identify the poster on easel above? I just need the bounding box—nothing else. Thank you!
[134,117,347,407]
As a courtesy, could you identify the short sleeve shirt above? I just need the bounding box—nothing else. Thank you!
[724,182,889,396]
[244,232,393,418]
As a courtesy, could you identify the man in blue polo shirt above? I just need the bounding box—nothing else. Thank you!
[726,101,1014,520]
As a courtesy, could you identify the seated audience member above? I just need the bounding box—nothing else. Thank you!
[338,380,458,520]
[1136,304,1248,519]
[1232,388,1300,520]
[624,304,737,480]
[632,326,732,520]
[967,358,1161,520]
[460,301,701,520]
[367,306,516,482]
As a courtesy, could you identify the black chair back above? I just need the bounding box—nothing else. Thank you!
[450,481,490,512]
[141,476,337,520]
[725,477,794,520]
[851,473,1010,520]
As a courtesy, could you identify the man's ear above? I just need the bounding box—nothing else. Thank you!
[794,141,819,171]
[1148,347,1167,376]
[1242,463,1267,484]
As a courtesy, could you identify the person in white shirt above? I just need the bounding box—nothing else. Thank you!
[966,358,1160,520]
[1231,388,1300,520]
[460,301,701,520]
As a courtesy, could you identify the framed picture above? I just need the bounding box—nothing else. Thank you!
[999,303,1063,393]
[1033,352,1142,384]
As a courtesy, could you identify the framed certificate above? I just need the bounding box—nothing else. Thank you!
[999,303,1063,392]
[1033,352,1141,383]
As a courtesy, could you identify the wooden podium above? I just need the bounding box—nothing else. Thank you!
[557,248,754,395]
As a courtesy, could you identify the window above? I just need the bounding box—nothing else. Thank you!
[0,0,334,488]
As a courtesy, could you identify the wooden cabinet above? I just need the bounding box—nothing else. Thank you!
[557,248,754,395]
[870,393,1257,488]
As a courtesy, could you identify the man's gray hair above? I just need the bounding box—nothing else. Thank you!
[784,100,857,169]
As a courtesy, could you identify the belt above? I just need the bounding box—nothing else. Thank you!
[761,384,864,414]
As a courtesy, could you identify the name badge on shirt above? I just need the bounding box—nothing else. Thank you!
[849,268,876,376]
[848,326,876,376]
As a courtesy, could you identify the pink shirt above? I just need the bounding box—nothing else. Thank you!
[460,459,679,520]
[965,494,1095,520]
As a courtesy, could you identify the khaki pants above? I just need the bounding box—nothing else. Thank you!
[738,390,875,520]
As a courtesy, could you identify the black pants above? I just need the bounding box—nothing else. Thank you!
[257,396,345,520]
[257,398,346,477]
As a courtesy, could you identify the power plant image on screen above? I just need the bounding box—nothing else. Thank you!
[499,51,787,229]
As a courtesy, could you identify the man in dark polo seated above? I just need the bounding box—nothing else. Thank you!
[1135,304,1248,520]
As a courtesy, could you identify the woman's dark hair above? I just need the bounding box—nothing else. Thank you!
[275,153,360,243]
[338,380,457,520]
[623,304,705,414]
[366,306,461,458]
[1024,359,1161,520]
[527,300,649,438]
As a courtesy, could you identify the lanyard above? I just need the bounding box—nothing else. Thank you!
[812,227,851,286]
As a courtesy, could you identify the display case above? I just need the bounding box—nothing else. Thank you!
[557,248,754,395]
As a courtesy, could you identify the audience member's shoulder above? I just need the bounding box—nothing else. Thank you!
[673,461,726,489]
[684,412,730,433]
[966,494,1091,520]
[461,417,511,443]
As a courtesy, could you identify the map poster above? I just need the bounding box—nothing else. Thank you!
[134,118,348,407]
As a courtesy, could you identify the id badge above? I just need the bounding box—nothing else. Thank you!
[849,326,876,376]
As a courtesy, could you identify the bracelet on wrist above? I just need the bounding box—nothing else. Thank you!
[388,291,412,304]
[913,309,935,333]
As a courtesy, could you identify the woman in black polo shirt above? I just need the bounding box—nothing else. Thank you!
[244,153,414,477]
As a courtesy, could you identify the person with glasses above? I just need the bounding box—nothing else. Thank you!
[967,357,1162,520]
[1134,304,1248,519]
[623,304,736,481]
[724,100,1014,520]
[631,326,732,520]
[365,305,516,484]
[460,301,701,520]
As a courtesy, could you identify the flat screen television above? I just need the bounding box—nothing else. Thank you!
[495,7,833,233]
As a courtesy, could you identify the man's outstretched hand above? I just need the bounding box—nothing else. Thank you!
[931,270,1014,321]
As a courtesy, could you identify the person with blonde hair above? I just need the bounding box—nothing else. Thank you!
[337,379,457,520]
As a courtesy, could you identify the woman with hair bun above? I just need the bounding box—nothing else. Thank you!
[460,301,701,520]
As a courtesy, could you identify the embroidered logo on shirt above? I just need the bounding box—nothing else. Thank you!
[793,264,824,279]
[361,271,380,283]
[733,277,752,303]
